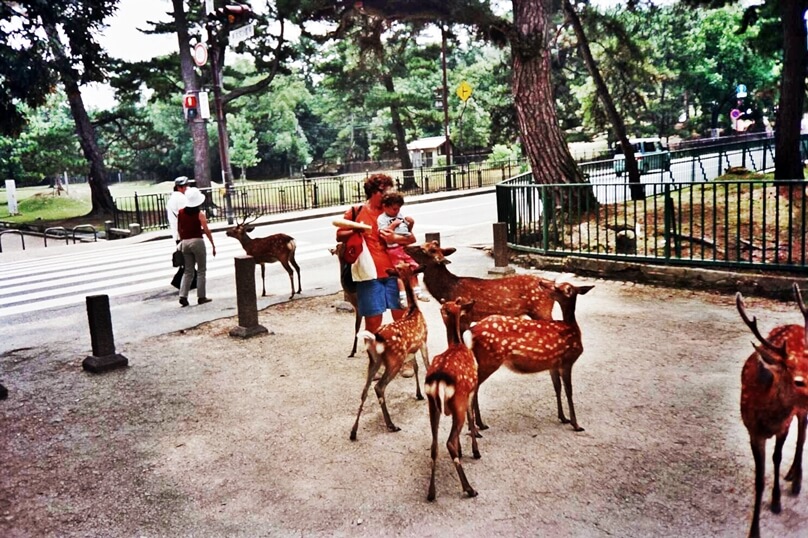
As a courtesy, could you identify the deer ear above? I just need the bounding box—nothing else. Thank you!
[441,247,457,257]
[577,285,595,295]
[753,343,785,366]
[245,225,255,232]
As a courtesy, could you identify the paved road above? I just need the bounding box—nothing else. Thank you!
[0,189,497,352]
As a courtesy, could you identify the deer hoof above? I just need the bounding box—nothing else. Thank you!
[387,425,401,433]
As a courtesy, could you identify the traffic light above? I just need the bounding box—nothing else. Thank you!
[183,92,199,121]
[212,4,253,28]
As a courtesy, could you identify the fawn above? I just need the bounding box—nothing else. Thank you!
[426,297,480,501]
[350,263,429,440]
[225,214,302,300]
[737,285,808,538]
[469,277,593,432]
[329,243,361,357]
[404,241,554,322]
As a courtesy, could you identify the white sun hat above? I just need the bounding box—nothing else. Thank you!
[184,187,205,208]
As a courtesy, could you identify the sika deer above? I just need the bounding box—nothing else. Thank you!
[737,285,808,538]
[226,214,301,300]
[469,277,594,432]
[350,263,429,440]
[329,243,361,357]
[426,297,479,501]
[404,241,554,323]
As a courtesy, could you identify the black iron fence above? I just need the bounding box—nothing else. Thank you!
[112,159,526,231]
[496,176,808,273]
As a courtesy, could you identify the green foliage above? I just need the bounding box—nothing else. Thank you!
[228,112,261,180]
[0,92,84,186]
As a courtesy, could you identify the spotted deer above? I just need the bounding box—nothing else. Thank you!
[469,277,594,432]
[329,243,361,357]
[404,241,555,322]
[225,214,302,300]
[426,297,480,501]
[737,285,808,538]
[350,263,429,440]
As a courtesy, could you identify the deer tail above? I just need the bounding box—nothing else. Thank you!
[425,371,455,417]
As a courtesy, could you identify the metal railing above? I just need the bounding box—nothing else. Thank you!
[496,176,808,273]
[112,159,526,232]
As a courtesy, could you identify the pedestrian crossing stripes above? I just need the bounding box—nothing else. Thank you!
[0,239,331,318]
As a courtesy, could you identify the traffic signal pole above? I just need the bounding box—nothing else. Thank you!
[206,20,235,225]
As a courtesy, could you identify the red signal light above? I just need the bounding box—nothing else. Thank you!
[184,95,198,109]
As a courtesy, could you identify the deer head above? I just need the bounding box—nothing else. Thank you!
[405,241,455,266]
[225,213,259,240]
[440,297,474,346]
[736,289,808,393]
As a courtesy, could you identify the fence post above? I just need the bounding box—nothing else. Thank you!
[489,222,515,275]
[425,232,440,245]
[134,192,142,228]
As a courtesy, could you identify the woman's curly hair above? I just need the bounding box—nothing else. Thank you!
[363,173,395,199]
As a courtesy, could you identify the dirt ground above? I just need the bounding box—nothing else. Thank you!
[3,278,808,537]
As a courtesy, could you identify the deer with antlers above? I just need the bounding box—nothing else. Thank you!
[737,284,808,538]
[469,277,594,432]
[426,297,479,501]
[350,263,429,440]
[225,214,302,300]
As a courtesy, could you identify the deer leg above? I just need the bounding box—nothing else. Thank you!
[259,263,267,297]
[772,430,788,513]
[349,310,361,358]
[410,354,424,401]
[560,365,584,432]
[749,437,766,538]
[551,367,571,425]
[473,371,494,432]
[374,365,401,433]
[280,260,295,299]
[427,395,441,502]
[447,412,477,498]
[289,253,302,293]
[350,356,384,441]
[785,412,806,495]
[467,395,481,459]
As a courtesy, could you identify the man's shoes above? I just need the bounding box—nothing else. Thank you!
[417,294,431,302]
[198,297,212,305]
[179,297,189,307]
[400,362,415,378]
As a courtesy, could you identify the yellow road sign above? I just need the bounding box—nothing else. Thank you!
[456,81,473,101]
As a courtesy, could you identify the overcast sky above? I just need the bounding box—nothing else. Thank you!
[83,0,643,109]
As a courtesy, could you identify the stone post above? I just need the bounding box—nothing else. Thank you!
[424,232,440,246]
[0,383,7,400]
[488,222,515,276]
[230,256,270,338]
[82,295,129,373]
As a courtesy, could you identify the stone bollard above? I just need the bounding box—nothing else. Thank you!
[129,223,142,236]
[0,383,7,400]
[104,220,113,240]
[230,256,270,338]
[82,295,129,373]
[424,232,440,246]
[488,222,515,276]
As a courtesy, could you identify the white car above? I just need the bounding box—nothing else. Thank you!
[613,137,671,176]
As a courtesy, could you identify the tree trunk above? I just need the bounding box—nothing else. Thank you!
[511,0,597,211]
[563,0,642,200]
[173,0,212,189]
[42,21,115,215]
[774,0,807,181]
[382,73,416,190]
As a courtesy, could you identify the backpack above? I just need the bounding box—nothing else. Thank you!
[340,205,364,265]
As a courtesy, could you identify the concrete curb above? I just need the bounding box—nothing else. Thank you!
[514,253,808,301]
